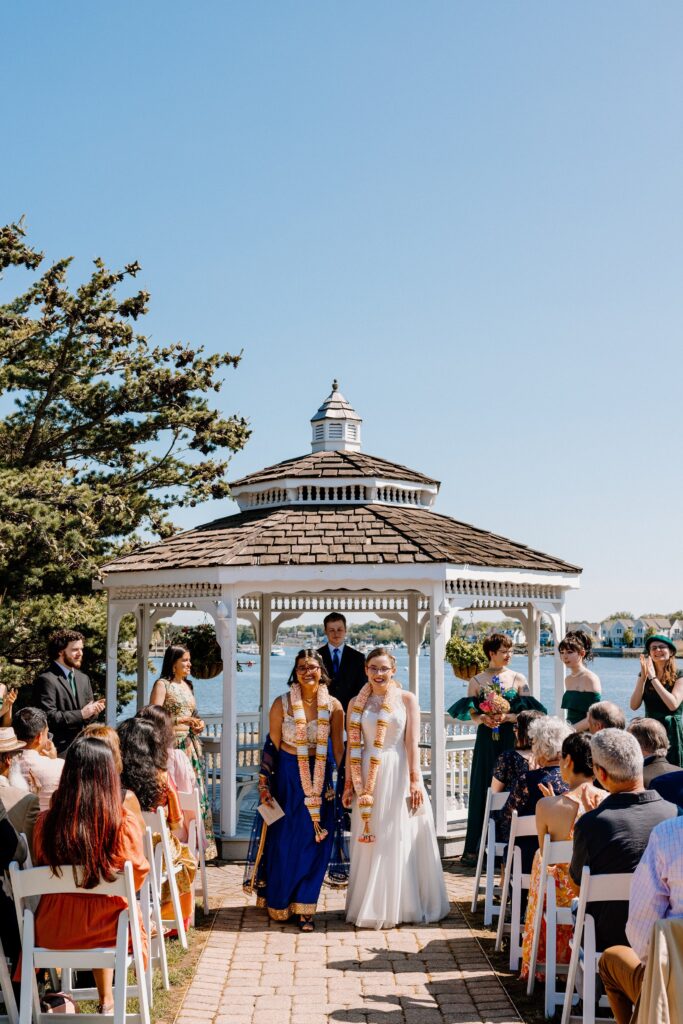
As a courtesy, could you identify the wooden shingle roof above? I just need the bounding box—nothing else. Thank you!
[229,450,437,488]
[101,504,580,575]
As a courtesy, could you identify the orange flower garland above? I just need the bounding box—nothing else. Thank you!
[290,682,331,842]
[348,681,396,843]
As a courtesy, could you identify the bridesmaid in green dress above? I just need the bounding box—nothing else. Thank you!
[559,630,601,731]
[150,645,217,859]
[629,633,683,768]
[449,633,546,866]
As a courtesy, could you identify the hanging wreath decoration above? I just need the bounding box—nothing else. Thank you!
[289,682,331,842]
[348,681,397,843]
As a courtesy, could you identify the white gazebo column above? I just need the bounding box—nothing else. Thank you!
[526,603,542,701]
[135,603,153,712]
[214,592,238,838]
[407,594,420,698]
[429,587,452,837]
[105,597,135,727]
[259,595,271,741]
[546,604,567,716]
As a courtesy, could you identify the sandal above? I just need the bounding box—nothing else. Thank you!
[299,914,315,932]
[97,1002,115,1015]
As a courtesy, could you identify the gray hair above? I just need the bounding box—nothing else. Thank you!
[529,716,572,762]
[627,718,670,758]
[587,701,626,730]
[591,728,643,782]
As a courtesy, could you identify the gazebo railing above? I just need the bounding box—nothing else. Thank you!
[200,710,476,827]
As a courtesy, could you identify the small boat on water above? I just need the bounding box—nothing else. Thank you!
[271,645,287,657]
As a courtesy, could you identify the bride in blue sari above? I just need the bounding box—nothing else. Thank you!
[243,649,346,930]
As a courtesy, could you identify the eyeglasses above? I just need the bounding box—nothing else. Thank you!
[649,644,670,652]
[367,665,393,675]
[296,663,321,673]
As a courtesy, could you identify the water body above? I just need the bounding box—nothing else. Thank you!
[122,651,669,722]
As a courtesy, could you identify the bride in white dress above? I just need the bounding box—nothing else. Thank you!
[343,647,450,929]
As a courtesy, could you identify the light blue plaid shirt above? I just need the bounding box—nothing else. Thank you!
[625,815,683,961]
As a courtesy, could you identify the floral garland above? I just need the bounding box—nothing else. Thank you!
[348,681,396,843]
[290,682,331,842]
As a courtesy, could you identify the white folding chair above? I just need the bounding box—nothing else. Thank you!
[176,789,209,922]
[560,866,633,1024]
[141,809,188,950]
[139,827,170,1005]
[9,860,149,1024]
[495,811,538,970]
[525,835,574,1017]
[0,933,18,1024]
[470,787,509,926]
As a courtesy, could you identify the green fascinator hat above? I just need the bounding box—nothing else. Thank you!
[644,633,676,655]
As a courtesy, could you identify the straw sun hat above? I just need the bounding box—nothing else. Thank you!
[0,727,26,754]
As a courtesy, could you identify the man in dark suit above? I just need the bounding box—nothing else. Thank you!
[318,613,367,712]
[627,718,681,788]
[33,629,105,755]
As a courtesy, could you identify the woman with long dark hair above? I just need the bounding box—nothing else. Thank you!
[118,717,197,927]
[137,704,195,794]
[243,649,345,930]
[630,633,683,767]
[30,735,148,1014]
[149,645,216,858]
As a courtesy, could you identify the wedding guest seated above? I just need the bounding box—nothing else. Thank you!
[136,704,195,795]
[647,767,683,806]
[627,718,680,787]
[520,731,606,980]
[598,814,683,1024]
[587,700,626,733]
[0,725,40,853]
[491,708,545,798]
[118,716,196,926]
[497,716,571,857]
[0,799,28,980]
[569,729,678,952]
[82,723,146,832]
[29,735,149,1014]
[13,707,64,811]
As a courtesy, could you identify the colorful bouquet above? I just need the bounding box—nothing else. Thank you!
[479,675,511,741]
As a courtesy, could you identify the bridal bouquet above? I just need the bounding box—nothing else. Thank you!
[479,675,510,741]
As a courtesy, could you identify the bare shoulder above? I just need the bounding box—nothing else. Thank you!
[513,672,530,694]
[270,694,286,716]
[585,669,601,692]
[401,689,419,710]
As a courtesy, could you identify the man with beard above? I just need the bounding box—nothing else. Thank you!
[32,629,104,754]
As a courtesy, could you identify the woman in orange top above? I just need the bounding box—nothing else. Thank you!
[32,734,149,1014]
[119,716,196,926]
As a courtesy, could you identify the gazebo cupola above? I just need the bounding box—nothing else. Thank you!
[310,379,362,452]
[229,382,439,512]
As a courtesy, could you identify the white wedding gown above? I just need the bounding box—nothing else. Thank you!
[345,694,450,929]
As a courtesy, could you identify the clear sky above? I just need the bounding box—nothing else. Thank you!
[2,2,682,622]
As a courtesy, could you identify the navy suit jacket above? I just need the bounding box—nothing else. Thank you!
[318,643,366,712]
[32,663,95,754]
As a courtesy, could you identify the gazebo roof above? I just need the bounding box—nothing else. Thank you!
[101,503,580,575]
[230,449,437,488]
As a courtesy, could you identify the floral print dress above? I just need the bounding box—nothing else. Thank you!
[160,678,217,859]
[520,782,606,979]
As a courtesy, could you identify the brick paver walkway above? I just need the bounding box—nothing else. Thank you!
[176,865,521,1024]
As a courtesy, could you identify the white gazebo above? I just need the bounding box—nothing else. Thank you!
[98,381,581,854]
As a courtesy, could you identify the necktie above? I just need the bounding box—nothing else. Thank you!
[67,670,77,700]
[332,648,340,678]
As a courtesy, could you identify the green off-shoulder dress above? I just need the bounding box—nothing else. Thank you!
[449,687,547,857]
[643,672,683,768]
[560,690,601,727]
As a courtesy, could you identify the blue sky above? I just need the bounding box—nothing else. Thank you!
[2,2,682,621]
